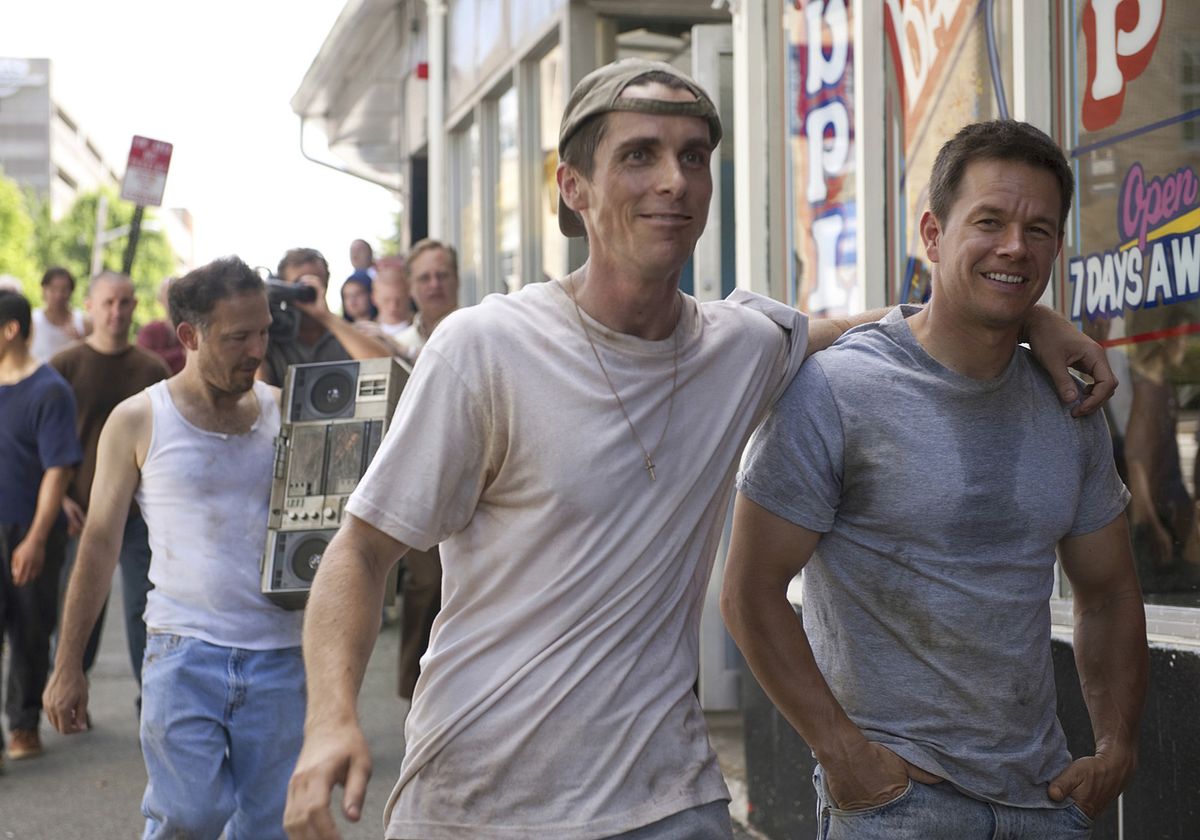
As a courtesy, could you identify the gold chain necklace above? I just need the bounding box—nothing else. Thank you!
[565,276,680,482]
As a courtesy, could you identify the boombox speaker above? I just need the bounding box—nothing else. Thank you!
[262,357,409,609]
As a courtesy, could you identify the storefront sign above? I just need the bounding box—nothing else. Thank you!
[1068,161,1200,319]
[883,0,969,132]
[1081,0,1163,131]
[794,0,858,314]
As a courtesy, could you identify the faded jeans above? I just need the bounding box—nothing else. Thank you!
[139,633,305,840]
[814,764,1093,840]
[608,800,733,839]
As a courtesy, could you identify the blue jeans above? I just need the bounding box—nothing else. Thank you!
[608,800,733,839]
[139,633,305,840]
[814,764,1093,840]
[62,510,153,682]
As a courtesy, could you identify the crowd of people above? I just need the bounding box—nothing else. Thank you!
[0,57,1149,840]
[0,237,459,832]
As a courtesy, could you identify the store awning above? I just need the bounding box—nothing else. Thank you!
[291,0,410,183]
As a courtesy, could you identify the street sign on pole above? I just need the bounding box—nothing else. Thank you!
[119,135,172,275]
[120,135,172,207]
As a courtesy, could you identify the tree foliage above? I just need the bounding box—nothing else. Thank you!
[28,187,178,326]
[0,175,178,325]
[0,170,38,298]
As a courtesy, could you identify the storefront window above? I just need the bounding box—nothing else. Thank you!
[540,45,565,282]
[497,87,520,293]
[449,0,506,111]
[510,0,566,46]
[452,120,482,305]
[1064,0,1200,607]
[883,0,1013,306]
[785,0,859,316]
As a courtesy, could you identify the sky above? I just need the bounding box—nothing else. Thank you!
[1,0,400,284]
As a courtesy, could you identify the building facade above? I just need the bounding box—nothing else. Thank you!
[295,2,1198,837]
[0,58,120,218]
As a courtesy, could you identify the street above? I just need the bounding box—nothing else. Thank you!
[1,582,757,839]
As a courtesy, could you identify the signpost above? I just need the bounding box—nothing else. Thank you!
[118,135,172,275]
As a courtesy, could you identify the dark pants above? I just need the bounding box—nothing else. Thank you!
[398,547,441,700]
[62,510,153,683]
[1,521,66,744]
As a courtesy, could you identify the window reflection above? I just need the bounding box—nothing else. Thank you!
[1124,311,1200,601]
[1067,0,1200,607]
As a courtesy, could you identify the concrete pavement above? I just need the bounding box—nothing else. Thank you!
[1,581,757,839]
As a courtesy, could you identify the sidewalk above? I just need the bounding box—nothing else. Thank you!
[1,582,759,838]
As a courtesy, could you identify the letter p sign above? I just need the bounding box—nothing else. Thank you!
[1082,0,1164,131]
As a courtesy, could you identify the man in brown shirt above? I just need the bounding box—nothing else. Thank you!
[50,271,169,686]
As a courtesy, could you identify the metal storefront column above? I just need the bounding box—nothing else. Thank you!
[427,0,448,239]
[517,57,543,289]
[731,0,786,300]
[1013,0,1058,309]
[854,0,888,311]
[560,2,614,271]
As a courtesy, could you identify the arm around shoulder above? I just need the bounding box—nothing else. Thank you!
[1023,305,1117,417]
[806,306,892,358]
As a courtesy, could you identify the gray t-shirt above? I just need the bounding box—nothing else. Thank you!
[737,307,1130,808]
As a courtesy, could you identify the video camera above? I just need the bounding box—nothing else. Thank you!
[266,278,317,338]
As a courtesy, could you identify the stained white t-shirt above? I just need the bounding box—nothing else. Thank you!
[347,280,808,839]
[137,380,303,650]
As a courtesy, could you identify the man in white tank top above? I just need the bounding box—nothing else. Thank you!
[44,257,304,840]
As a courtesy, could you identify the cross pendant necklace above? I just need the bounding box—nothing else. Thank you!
[565,274,680,483]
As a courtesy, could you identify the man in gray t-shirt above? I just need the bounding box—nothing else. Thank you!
[723,121,1147,839]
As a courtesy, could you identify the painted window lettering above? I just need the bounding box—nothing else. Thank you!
[1070,162,1200,320]
[1082,0,1164,131]
[796,0,858,314]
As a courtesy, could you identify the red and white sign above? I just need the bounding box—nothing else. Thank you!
[120,135,173,206]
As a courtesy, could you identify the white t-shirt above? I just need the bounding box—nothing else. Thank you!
[347,280,808,839]
[378,319,411,337]
[31,307,85,360]
[393,315,428,360]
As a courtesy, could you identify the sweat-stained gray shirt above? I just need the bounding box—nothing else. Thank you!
[737,306,1130,808]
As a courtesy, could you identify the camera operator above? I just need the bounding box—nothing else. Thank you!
[258,248,391,387]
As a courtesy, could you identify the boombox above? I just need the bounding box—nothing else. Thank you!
[262,357,409,609]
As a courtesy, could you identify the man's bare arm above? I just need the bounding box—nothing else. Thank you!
[292,278,392,362]
[1050,515,1148,818]
[11,465,73,586]
[721,494,938,811]
[1023,305,1117,417]
[317,309,394,360]
[808,304,1114,414]
[44,394,149,733]
[284,514,409,840]
[805,307,891,358]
